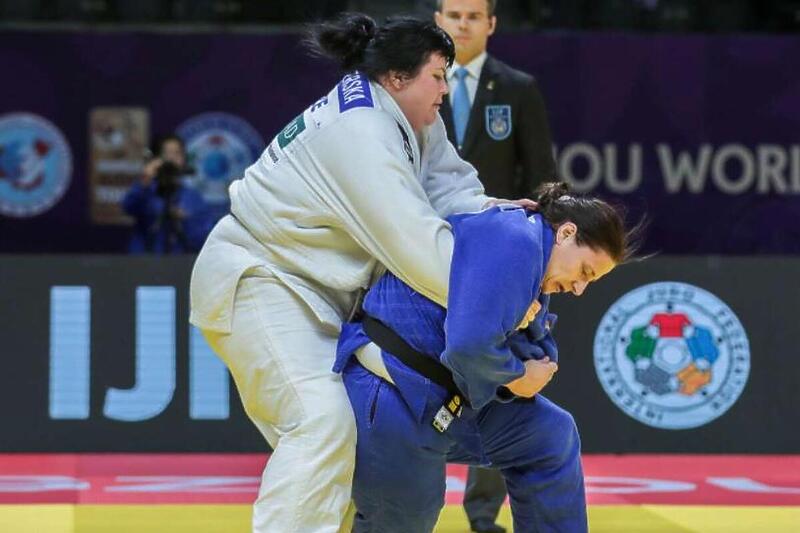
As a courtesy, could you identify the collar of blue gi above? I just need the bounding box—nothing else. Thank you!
[528,212,555,285]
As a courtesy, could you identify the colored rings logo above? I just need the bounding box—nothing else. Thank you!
[594,282,750,429]
[0,113,72,217]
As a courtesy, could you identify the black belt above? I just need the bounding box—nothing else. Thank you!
[361,314,465,432]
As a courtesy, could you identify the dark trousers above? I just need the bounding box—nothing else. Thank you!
[464,466,508,525]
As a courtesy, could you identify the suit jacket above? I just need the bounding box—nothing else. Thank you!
[441,55,556,199]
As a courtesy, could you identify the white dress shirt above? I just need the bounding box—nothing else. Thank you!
[447,51,488,107]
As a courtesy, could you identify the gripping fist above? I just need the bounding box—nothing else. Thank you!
[505,357,558,398]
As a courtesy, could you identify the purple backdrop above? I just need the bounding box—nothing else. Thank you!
[1,30,799,254]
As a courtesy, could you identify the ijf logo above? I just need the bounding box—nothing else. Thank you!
[0,113,72,218]
[593,282,750,430]
[176,112,264,214]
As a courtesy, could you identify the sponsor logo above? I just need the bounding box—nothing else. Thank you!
[277,114,306,149]
[176,112,264,215]
[88,107,149,224]
[0,113,72,217]
[594,282,750,429]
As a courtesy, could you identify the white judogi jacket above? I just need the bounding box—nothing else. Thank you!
[190,72,490,334]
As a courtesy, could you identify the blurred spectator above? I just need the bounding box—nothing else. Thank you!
[699,1,753,32]
[352,0,418,19]
[638,0,699,32]
[173,0,349,23]
[174,0,245,23]
[121,134,213,254]
[0,0,45,20]
[759,0,800,32]
[116,0,171,22]
[54,0,115,22]
[1,0,795,33]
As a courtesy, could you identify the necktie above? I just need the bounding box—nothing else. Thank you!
[452,67,470,148]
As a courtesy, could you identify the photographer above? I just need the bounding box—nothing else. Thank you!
[121,134,212,253]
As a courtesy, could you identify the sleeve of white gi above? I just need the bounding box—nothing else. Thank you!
[420,116,492,217]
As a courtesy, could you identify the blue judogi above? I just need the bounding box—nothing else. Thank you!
[334,207,587,533]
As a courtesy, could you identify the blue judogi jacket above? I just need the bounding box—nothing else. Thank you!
[335,207,558,416]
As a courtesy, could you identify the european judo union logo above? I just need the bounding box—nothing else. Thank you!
[0,113,72,218]
[176,112,264,218]
[593,282,750,430]
[485,105,512,141]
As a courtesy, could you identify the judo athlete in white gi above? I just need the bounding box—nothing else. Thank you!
[189,13,535,533]
[335,183,640,532]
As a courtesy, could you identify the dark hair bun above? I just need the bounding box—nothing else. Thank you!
[307,13,377,71]
[534,181,572,208]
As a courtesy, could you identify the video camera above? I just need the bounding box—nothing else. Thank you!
[154,161,194,198]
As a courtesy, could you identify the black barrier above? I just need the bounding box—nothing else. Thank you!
[4,32,800,255]
[0,256,797,453]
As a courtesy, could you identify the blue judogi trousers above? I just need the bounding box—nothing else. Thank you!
[341,359,587,533]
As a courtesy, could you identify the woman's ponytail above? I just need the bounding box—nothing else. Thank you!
[305,13,377,72]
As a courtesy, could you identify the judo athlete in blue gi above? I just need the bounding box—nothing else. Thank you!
[334,183,639,533]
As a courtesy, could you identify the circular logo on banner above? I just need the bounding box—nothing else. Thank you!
[176,112,264,214]
[0,113,72,218]
[593,282,750,430]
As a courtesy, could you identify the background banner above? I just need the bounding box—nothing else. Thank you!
[1,31,800,253]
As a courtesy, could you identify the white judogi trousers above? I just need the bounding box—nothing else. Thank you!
[202,270,356,533]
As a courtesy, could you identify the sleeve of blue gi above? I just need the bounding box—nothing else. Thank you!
[507,298,559,364]
[440,208,542,409]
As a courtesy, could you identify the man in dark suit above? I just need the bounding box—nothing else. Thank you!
[436,0,555,201]
[434,1,558,532]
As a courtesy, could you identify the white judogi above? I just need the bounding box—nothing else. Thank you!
[191,72,489,533]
